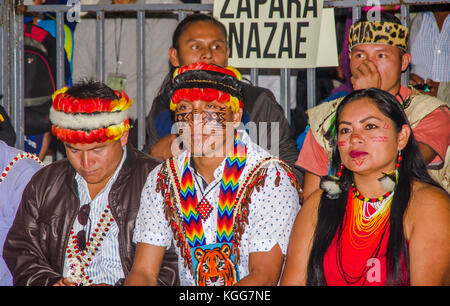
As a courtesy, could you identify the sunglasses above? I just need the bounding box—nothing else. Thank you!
[77,204,91,251]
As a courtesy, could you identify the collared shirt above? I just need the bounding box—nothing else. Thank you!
[62,147,127,285]
[133,131,300,286]
[0,140,42,286]
[410,12,450,82]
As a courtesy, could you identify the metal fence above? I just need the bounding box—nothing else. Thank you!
[0,0,444,151]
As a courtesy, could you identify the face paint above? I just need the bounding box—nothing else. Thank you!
[370,136,389,142]
[202,111,227,128]
[338,141,346,147]
[175,112,193,123]
[353,158,366,167]
[382,122,391,129]
[174,100,237,157]
[174,112,192,136]
[351,133,362,140]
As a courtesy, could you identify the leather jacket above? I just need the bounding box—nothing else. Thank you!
[3,144,179,286]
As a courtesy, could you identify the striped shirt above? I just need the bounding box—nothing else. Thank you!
[410,12,450,82]
[62,147,127,285]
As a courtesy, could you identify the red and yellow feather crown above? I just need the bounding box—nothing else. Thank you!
[169,62,244,113]
[49,86,133,144]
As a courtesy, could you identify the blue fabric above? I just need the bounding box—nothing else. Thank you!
[154,110,173,139]
[323,90,348,102]
[24,134,44,155]
[296,124,309,152]
[0,141,42,286]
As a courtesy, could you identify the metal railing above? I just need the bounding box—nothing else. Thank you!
[0,1,444,151]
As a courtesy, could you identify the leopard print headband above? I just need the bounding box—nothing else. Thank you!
[349,21,408,52]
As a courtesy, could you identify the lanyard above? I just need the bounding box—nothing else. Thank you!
[114,19,124,74]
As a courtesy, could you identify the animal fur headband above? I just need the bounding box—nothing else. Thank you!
[349,21,408,52]
[169,62,244,113]
[49,86,132,143]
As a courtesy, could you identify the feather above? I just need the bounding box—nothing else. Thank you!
[320,178,342,199]
[377,171,397,192]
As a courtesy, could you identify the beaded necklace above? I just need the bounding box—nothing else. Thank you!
[348,184,393,249]
[66,205,115,286]
[217,134,247,243]
[176,132,247,248]
[0,153,43,185]
[351,184,393,218]
[161,149,298,278]
[336,185,393,285]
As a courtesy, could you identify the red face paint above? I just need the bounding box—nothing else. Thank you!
[351,133,362,140]
[353,158,366,167]
[338,141,346,147]
[370,136,389,142]
[382,122,391,129]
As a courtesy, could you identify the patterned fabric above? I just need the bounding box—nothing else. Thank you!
[348,21,408,52]
[216,133,247,244]
[179,155,206,247]
[134,131,300,285]
[177,133,247,248]
[62,147,127,285]
[169,132,247,286]
[410,12,450,83]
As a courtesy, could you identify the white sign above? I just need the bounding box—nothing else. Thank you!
[214,0,329,68]
[316,8,338,67]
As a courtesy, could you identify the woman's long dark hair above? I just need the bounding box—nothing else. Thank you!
[306,88,441,285]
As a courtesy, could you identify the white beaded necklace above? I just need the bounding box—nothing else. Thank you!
[0,153,43,185]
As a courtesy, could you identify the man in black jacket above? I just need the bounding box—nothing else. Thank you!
[3,81,177,286]
[145,13,304,186]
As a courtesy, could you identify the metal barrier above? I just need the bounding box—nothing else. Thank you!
[0,1,444,151]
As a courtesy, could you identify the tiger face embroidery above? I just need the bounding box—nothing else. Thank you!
[193,243,238,286]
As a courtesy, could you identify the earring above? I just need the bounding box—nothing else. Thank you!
[378,151,401,192]
[321,163,344,199]
[337,163,344,178]
[395,151,402,169]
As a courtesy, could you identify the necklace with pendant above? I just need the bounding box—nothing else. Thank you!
[192,171,221,221]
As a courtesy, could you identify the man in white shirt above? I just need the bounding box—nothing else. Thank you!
[126,63,301,286]
[409,9,449,103]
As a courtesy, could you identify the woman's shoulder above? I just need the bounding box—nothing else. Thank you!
[410,181,449,207]
[405,181,450,237]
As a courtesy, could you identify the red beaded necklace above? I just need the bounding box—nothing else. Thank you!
[66,205,115,286]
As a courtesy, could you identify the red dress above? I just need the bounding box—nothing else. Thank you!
[323,189,409,286]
